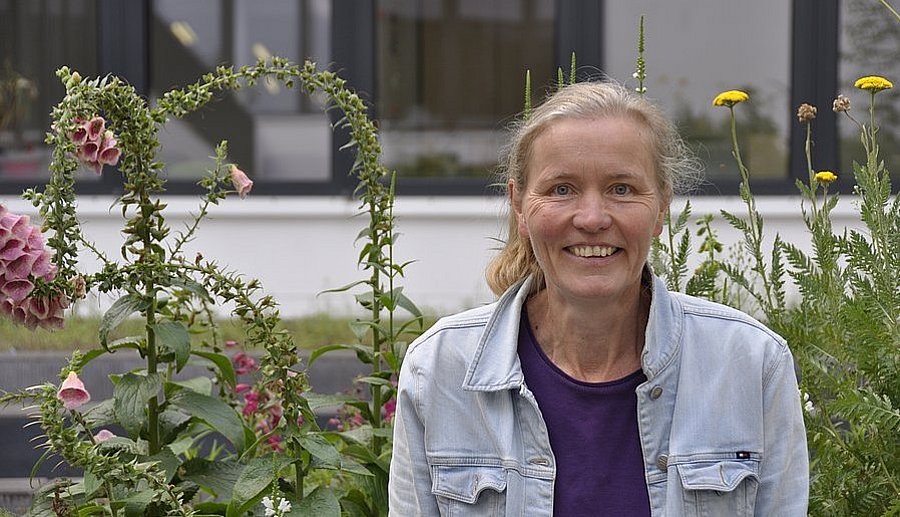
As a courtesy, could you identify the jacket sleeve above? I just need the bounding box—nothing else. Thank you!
[389,357,441,516]
[755,345,809,515]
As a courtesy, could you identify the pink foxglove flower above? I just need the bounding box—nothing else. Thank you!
[86,116,105,142]
[94,429,116,442]
[57,371,91,410]
[78,141,100,163]
[0,204,67,329]
[230,165,253,199]
[98,131,121,166]
[235,383,251,394]
[70,116,120,175]
[71,118,89,146]
[232,351,258,375]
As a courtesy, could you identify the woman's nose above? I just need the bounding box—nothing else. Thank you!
[572,195,612,232]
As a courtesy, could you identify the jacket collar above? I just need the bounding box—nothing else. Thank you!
[462,273,682,392]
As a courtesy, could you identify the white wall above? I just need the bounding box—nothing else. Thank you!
[2,195,867,318]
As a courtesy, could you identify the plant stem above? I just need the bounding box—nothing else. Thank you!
[146,285,160,456]
[804,123,818,218]
[729,106,775,314]
[295,463,304,501]
[665,212,679,291]
[369,195,384,455]
[879,0,900,23]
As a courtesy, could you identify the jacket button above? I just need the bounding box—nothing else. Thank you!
[649,386,663,400]
[656,454,668,471]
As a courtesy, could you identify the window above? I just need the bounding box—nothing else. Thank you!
[605,1,791,190]
[377,0,555,182]
[4,0,889,196]
[0,0,101,187]
[838,0,900,186]
[151,0,333,183]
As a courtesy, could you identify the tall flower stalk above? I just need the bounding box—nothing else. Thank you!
[4,58,418,516]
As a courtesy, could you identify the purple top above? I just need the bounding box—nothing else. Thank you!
[518,310,651,516]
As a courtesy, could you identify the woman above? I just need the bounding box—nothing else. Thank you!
[388,82,808,516]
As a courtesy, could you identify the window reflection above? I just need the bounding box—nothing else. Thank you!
[839,0,900,184]
[604,1,791,184]
[151,0,332,182]
[0,0,99,183]
[377,0,555,178]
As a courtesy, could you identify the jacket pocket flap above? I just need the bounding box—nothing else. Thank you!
[677,461,759,492]
[431,465,508,504]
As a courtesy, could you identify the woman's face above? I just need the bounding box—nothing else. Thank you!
[512,115,667,304]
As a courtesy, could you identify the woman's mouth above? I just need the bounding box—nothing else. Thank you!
[567,245,619,258]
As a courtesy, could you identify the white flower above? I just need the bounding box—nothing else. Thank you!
[262,496,276,517]
[632,72,639,78]
[802,391,815,414]
[262,495,291,517]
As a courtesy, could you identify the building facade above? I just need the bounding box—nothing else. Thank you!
[0,0,894,316]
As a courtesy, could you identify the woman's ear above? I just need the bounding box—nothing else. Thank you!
[654,205,667,238]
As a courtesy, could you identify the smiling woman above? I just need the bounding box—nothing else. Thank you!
[388,82,810,516]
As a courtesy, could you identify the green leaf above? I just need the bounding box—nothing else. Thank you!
[339,457,375,477]
[114,372,164,435]
[153,321,191,372]
[100,294,146,349]
[181,458,243,499]
[304,392,356,411]
[317,279,367,297]
[168,376,213,396]
[395,291,422,318]
[170,390,247,454]
[170,277,211,301]
[122,489,155,517]
[191,350,236,389]
[299,433,341,469]
[84,398,117,427]
[290,486,341,517]
[83,469,102,498]
[357,376,392,387]
[228,456,294,517]
[98,436,149,456]
[146,446,181,482]
[73,348,109,370]
[308,343,353,367]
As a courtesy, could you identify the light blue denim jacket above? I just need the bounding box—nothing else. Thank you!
[389,275,809,516]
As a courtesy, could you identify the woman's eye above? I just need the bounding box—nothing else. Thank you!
[612,184,631,196]
[553,184,571,196]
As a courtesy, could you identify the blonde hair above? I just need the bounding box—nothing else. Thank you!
[485,82,700,296]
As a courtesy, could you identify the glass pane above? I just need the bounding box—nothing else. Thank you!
[0,0,100,184]
[604,1,791,184]
[839,0,900,185]
[377,0,555,179]
[151,0,332,182]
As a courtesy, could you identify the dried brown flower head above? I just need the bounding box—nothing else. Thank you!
[797,103,817,123]
[833,94,851,113]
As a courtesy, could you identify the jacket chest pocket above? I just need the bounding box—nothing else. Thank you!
[676,460,759,517]
[431,465,508,516]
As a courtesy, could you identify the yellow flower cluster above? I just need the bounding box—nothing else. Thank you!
[713,90,750,107]
[854,75,893,92]
[815,171,837,185]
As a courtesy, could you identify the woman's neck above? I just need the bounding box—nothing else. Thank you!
[525,284,650,383]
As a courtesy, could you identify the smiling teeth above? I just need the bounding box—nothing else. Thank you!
[570,245,617,257]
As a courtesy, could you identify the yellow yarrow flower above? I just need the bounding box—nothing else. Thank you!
[854,75,893,92]
[815,171,837,185]
[712,90,750,107]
